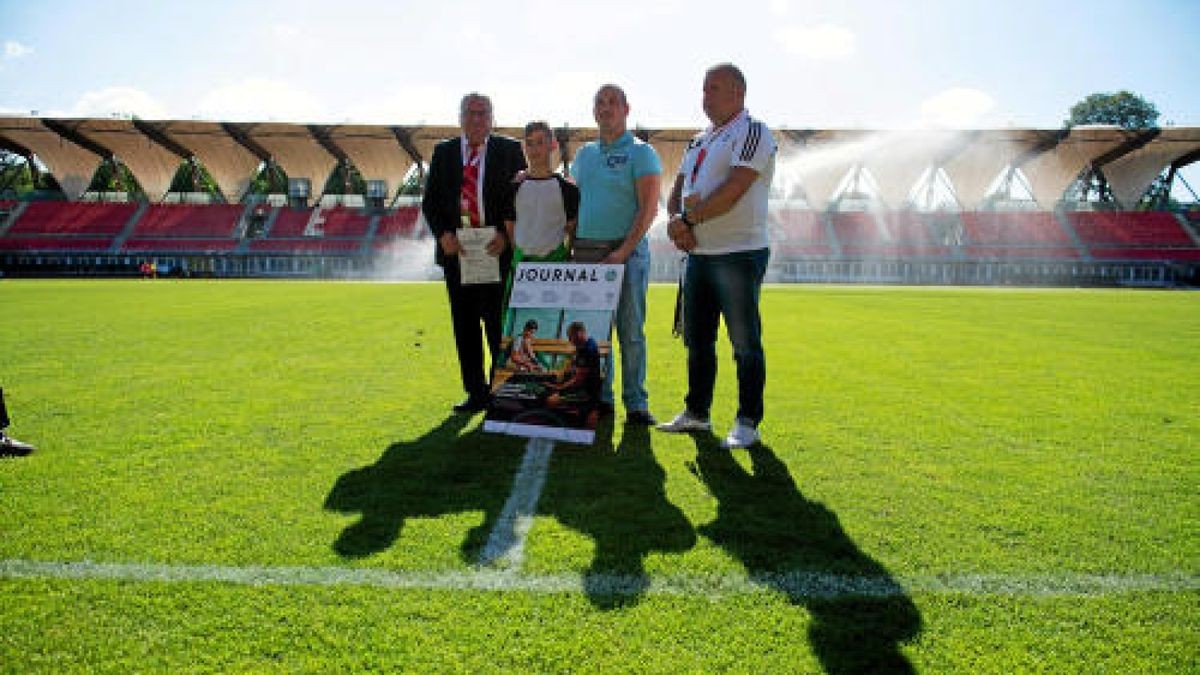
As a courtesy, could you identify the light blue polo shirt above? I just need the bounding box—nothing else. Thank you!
[571,131,662,240]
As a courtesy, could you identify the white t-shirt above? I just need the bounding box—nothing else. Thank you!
[504,174,579,257]
[677,109,776,254]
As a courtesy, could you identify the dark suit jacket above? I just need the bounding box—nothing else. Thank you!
[422,134,527,275]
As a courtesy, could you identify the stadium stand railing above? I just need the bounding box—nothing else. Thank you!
[0,237,117,252]
[247,238,364,254]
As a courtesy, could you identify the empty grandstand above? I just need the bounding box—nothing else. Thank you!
[1,116,1197,286]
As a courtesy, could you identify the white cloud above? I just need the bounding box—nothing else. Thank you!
[768,0,792,15]
[197,78,327,122]
[4,40,34,60]
[343,84,459,125]
[270,23,301,40]
[71,86,170,119]
[775,23,856,60]
[919,87,996,128]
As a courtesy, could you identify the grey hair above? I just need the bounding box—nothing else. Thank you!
[706,63,747,93]
[459,93,493,118]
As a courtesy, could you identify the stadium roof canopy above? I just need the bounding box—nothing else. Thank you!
[1,115,1197,209]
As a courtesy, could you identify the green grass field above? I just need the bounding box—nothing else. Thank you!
[1,280,1197,673]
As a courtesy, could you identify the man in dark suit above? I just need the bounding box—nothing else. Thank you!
[422,93,527,412]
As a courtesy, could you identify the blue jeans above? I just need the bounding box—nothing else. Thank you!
[682,247,770,425]
[603,239,650,411]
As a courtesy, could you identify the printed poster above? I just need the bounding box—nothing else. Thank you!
[484,263,624,445]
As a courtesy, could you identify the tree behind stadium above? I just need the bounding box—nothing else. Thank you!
[1065,91,1159,130]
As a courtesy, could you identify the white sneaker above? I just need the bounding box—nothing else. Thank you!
[657,410,711,433]
[722,420,760,449]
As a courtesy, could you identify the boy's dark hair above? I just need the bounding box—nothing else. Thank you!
[524,319,538,331]
[524,120,552,139]
[567,321,586,340]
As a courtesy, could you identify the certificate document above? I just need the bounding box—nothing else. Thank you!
[457,228,501,285]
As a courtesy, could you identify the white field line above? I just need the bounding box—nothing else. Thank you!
[1,559,1196,599]
[477,436,555,569]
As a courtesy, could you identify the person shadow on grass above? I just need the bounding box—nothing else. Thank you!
[690,436,923,675]
[538,419,697,610]
[324,413,526,561]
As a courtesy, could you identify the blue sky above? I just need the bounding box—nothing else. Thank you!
[1,0,1197,132]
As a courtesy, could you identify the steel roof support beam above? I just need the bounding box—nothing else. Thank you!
[131,119,193,161]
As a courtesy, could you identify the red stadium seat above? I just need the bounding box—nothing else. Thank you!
[829,211,951,257]
[133,204,243,237]
[315,206,371,237]
[961,211,1070,244]
[269,208,312,237]
[1067,211,1194,247]
[374,206,422,238]
[7,202,137,236]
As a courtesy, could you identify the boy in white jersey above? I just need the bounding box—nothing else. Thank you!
[503,121,578,265]
[501,121,580,329]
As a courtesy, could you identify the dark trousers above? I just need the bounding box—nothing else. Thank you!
[443,263,504,399]
[682,248,770,425]
[0,387,9,429]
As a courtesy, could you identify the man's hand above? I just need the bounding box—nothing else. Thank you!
[485,232,507,257]
[439,231,461,256]
[666,216,689,241]
[602,243,632,265]
[667,215,697,252]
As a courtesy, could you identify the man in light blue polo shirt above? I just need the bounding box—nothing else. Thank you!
[571,83,661,426]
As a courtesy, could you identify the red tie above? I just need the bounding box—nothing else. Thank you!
[461,145,481,228]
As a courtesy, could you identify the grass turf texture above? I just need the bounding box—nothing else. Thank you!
[1,279,1197,672]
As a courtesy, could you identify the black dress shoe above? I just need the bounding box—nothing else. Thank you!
[452,395,489,413]
[0,432,35,456]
